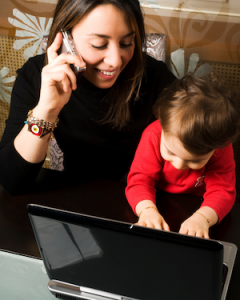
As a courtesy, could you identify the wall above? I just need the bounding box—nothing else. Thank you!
[142,4,240,64]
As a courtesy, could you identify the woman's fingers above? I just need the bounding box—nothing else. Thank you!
[42,63,77,91]
[47,32,63,63]
[47,52,85,71]
[47,32,86,69]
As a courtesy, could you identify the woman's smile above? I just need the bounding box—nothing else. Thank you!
[96,68,118,80]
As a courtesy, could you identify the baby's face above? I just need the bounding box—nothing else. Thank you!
[160,131,215,171]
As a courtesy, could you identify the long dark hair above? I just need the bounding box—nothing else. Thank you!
[154,74,240,155]
[46,0,146,128]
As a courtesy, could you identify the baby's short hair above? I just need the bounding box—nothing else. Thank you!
[154,74,240,155]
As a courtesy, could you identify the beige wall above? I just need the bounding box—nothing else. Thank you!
[143,8,240,64]
[1,1,239,64]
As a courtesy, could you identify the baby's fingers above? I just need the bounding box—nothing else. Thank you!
[135,218,170,231]
[162,222,170,231]
[135,220,147,227]
[179,224,209,239]
[135,219,157,229]
[196,231,209,239]
[179,225,188,235]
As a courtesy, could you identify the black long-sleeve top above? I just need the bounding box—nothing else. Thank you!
[0,54,175,194]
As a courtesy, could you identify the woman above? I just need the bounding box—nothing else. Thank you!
[0,0,175,194]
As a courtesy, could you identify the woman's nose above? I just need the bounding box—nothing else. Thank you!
[104,45,122,67]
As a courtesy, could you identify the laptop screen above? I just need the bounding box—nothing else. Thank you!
[28,204,223,300]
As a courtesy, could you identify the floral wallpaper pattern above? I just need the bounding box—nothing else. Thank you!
[0,67,15,103]
[169,49,212,79]
[8,9,52,60]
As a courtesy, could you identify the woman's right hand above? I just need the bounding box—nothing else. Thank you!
[14,32,86,163]
[34,32,86,121]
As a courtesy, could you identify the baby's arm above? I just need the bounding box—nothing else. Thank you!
[135,200,170,231]
[180,145,236,239]
[179,206,218,239]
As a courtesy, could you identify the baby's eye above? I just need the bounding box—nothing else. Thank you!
[167,149,174,155]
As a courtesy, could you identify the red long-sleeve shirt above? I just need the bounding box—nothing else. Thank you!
[126,120,236,222]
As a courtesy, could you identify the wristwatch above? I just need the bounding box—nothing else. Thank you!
[28,122,50,138]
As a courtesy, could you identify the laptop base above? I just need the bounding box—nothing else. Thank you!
[48,280,138,300]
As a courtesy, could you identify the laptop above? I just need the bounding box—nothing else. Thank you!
[27,204,237,300]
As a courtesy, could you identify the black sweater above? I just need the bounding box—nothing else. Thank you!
[0,54,175,194]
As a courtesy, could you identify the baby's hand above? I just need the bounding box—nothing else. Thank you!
[136,207,170,231]
[179,212,210,239]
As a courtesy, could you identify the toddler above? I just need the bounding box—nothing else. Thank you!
[126,74,240,238]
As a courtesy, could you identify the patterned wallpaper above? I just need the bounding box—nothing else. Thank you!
[0,0,239,107]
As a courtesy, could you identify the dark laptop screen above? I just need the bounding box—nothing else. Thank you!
[28,205,223,300]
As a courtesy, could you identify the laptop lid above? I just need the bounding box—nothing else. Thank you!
[27,204,237,300]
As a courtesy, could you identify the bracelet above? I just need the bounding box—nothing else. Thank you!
[26,110,59,141]
[138,206,158,219]
[195,212,211,226]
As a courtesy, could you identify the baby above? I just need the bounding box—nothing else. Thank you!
[126,74,240,238]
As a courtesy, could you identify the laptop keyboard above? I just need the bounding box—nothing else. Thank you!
[56,293,77,300]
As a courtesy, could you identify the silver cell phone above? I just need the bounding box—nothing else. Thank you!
[60,30,86,75]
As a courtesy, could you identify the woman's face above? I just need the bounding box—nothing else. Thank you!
[72,4,135,89]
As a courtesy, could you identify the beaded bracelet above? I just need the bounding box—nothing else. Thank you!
[25,110,59,141]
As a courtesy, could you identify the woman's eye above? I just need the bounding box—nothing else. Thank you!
[91,44,107,49]
[167,149,174,155]
[120,43,133,48]
[92,43,133,49]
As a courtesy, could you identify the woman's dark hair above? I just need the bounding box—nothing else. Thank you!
[154,74,240,155]
[46,0,146,128]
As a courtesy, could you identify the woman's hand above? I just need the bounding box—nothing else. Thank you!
[35,32,86,121]
[135,200,170,231]
[14,32,86,163]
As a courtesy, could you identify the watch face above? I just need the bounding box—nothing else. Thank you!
[30,124,43,136]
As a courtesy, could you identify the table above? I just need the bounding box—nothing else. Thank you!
[0,250,55,300]
[0,168,239,299]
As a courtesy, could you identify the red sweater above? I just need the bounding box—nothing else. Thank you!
[126,120,236,222]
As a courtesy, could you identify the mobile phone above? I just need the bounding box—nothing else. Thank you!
[60,30,86,75]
